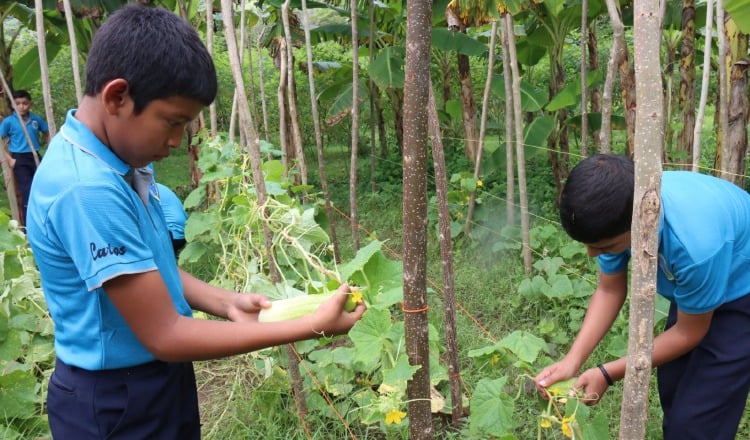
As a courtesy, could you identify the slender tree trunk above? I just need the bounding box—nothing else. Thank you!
[458,47,479,164]
[35,0,56,136]
[693,0,713,171]
[504,13,532,275]
[349,0,361,251]
[207,0,217,136]
[580,0,589,156]
[281,0,308,188]
[677,0,696,169]
[717,0,729,177]
[427,85,463,424]
[619,1,663,437]
[301,0,341,263]
[220,0,279,281]
[277,38,290,173]
[723,20,748,186]
[369,0,377,193]
[0,71,22,222]
[62,0,82,103]
[500,18,515,226]
[257,32,271,141]
[588,22,601,151]
[464,21,497,236]
[403,0,434,437]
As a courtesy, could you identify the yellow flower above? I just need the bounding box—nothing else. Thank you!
[385,409,407,425]
[477,180,483,187]
[539,418,552,429]
[490,354,501,365]
[561,415,575,438]
[456,212,463,220]
[561,422,572,438]
[350,289,364,304]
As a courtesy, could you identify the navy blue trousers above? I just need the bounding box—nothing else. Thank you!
[657,294,750,440]
[10,152,39,222]
[47,358,201,439]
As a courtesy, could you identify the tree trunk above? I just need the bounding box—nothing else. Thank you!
[62,0,82,103]
[281,0,308,189]
[464,21,497,236]
[301,0,341,263]
[257,30,271,141]
[207,0,217,136]
[693,0,714,171]
[619,1,663,437]
[369,0,377,193]
[35,0,56,136]
[389,88,405,152]
[504,13,532,275]
[500,18,515,226]
[220,0,279,281]
[349,0,361,252]
[600,0,627,153]
[457,38,479,164]
[676,0,696,169]
[427,85,463,424]
[580,0,589,156]
[276,38,290,174]
[403,0,433,437]
[588,22,601,151]
[717,1,729,177]
[723,20,748,186]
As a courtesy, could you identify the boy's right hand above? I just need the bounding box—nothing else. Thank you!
[308,284,366,336]
[534,359,580,399]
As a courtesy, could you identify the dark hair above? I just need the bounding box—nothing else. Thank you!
[12,90,31,101]
[84,5,217,114]
[559,154,634,243]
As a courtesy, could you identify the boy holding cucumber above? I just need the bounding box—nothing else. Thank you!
[534,154,750,440]
[25,5,365,439]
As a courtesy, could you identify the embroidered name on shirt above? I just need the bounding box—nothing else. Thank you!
[90,242,126,260]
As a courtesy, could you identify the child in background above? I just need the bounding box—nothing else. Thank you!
[156,182,188,254]
[26,5,365,439]
[0,89,49,224]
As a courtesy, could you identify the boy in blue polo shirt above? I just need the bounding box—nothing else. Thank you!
[0,89,49,224]
[534,154,750,440]
[26,6,365,439]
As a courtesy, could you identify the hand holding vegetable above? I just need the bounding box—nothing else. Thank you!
[226,293,274,323]
[306,284,366,336]
[534,357,581,399]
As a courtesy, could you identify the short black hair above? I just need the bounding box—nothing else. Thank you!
[84,5,217,114]
[12,90,31,101]
[559,154,634,243]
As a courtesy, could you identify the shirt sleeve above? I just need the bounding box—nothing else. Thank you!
[0,118,9,138]
[35,115,49,134]
[46,181,158,291]
[597,249,631,274]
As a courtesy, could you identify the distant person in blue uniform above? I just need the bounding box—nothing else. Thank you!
[0,89,49,224]
[26,6,364,439]
[534,154,750,440]
[156,183,187,254]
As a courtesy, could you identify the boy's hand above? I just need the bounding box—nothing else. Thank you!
[308,284,366,336]
[534,358,580,399]
[226,293,273,323]
[573,367,610,405]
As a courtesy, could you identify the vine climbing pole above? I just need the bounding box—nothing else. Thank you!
[618,0,663,437]
[402,0,434,438]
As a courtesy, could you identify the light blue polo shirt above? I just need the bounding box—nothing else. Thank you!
[0,112,48,152]
[598,171,750,314]
[26,110,193,370]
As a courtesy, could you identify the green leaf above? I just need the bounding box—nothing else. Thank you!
[726,0,750,34]
[381,354,419,389]
[349,308,393,368]
[469,377,517,437]
[370,47,405,89]
[491,75,549,111]
[431,28,487,57]
[579,412,612,440]
[0,369,40,418]
[523,116,554,151]
[12,42,62,90]
[338,240,382,282]
[497,330,546,364]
